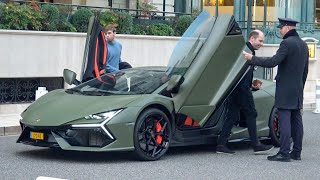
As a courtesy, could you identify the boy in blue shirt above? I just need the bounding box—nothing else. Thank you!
[103,25,122,73]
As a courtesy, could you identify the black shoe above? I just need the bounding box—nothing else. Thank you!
[253,144,274,155]
[290,152,301,160]
[267,153,291,162]
[216,145,235,155]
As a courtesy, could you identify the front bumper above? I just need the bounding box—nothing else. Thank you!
[17,123,115,149]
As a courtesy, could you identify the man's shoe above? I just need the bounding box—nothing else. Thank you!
[267,153,291,162]
[253,144,274,154]
[290,152,301,160]
[216,145,235,155]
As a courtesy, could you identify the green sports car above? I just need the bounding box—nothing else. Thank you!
[17,11,280,161]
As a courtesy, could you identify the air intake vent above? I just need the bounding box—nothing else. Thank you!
[227,18,242,36]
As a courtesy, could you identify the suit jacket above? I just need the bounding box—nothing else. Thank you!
[237,42,255,93]
[250,29,309,109]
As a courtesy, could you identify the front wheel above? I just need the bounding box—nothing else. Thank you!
[133,108,172,161]
[269,107,280,147]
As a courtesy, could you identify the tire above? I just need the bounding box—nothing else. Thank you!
[133,108,172,161]
[269,107,280,147]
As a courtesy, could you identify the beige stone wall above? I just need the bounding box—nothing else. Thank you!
[0,30,85,78]
[0,30,178,80]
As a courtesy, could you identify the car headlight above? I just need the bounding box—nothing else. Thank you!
[71,109,122,140]
[84,110,121,120]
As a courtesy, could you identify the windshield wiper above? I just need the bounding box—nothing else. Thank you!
[81,91,113,96]
[65,89,82,94]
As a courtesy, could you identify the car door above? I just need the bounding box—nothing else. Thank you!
[81,15,108,82]
[167,11,250,126]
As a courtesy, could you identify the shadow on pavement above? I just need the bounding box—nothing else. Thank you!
[15,141,255,162]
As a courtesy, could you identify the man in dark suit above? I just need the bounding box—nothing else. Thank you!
[243,18,309,162]
[216,30,274,155]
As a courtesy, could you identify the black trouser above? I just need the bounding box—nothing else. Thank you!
[277,108,303,156]
[217,88,259,146]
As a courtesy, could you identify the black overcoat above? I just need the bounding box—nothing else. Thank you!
[250,29,309,109]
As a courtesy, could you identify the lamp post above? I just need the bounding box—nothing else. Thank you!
[263,0,267,30]
[163,0,166,17]
[215,0,219,17]
[285,0,288,18]
[247,0,253,39]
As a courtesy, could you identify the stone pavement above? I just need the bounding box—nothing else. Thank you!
[0,114,21,136]
[0,103,318,136]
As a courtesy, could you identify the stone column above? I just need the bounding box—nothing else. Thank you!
[306,0,315,23]
[301,0,308,23]
[233,0,245,26]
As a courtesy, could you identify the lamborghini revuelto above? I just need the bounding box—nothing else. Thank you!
[17,11,280,161]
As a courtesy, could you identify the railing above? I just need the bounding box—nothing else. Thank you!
[0,77,63,104]
[11,0,192,21]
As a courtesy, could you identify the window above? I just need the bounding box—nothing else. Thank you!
[203,0,275,20]
[250,0,276,21]
[252,0,275,6]
[203,0,234,16]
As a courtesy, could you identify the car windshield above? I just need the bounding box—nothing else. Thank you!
[69,68,167,95]
[166,11,215,77]
[69,11,215,96]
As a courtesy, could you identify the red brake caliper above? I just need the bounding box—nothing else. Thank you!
[155,120,163,145]
[273,118,277,131]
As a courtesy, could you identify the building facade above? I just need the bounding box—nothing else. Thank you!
[203,0,316,22]
[203,0,320,43]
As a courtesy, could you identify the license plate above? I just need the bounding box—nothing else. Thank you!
[30,132,44,140]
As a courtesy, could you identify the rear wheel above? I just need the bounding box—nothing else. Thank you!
[133,108,172,161]
[269,107,280,147]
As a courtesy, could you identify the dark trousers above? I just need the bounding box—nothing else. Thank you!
[277,108,303,156]
[217,88,259,146]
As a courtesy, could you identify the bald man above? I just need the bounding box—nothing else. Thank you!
[216,30,274,154]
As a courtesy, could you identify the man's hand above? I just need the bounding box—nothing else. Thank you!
[252,79,262,90]
[243,51,253,61]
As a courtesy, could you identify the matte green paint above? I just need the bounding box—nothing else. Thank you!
[21,89,141,126]
[172,15,248,125]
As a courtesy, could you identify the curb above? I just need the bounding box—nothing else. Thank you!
[0,126,21,136]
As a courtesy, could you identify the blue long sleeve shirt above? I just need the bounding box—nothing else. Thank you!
[106,40,122,73]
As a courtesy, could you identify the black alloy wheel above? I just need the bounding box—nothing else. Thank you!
[269,107,280,147]
[134,108,172,161]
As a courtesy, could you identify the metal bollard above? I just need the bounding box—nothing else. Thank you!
[313,79,320,114]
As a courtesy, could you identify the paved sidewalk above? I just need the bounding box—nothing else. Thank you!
[0,114,21,136]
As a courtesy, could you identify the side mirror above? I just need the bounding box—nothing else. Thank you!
[63,69,80,85]
[166,75,184,93]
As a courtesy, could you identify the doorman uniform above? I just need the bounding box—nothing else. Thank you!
[249,18,309,161]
